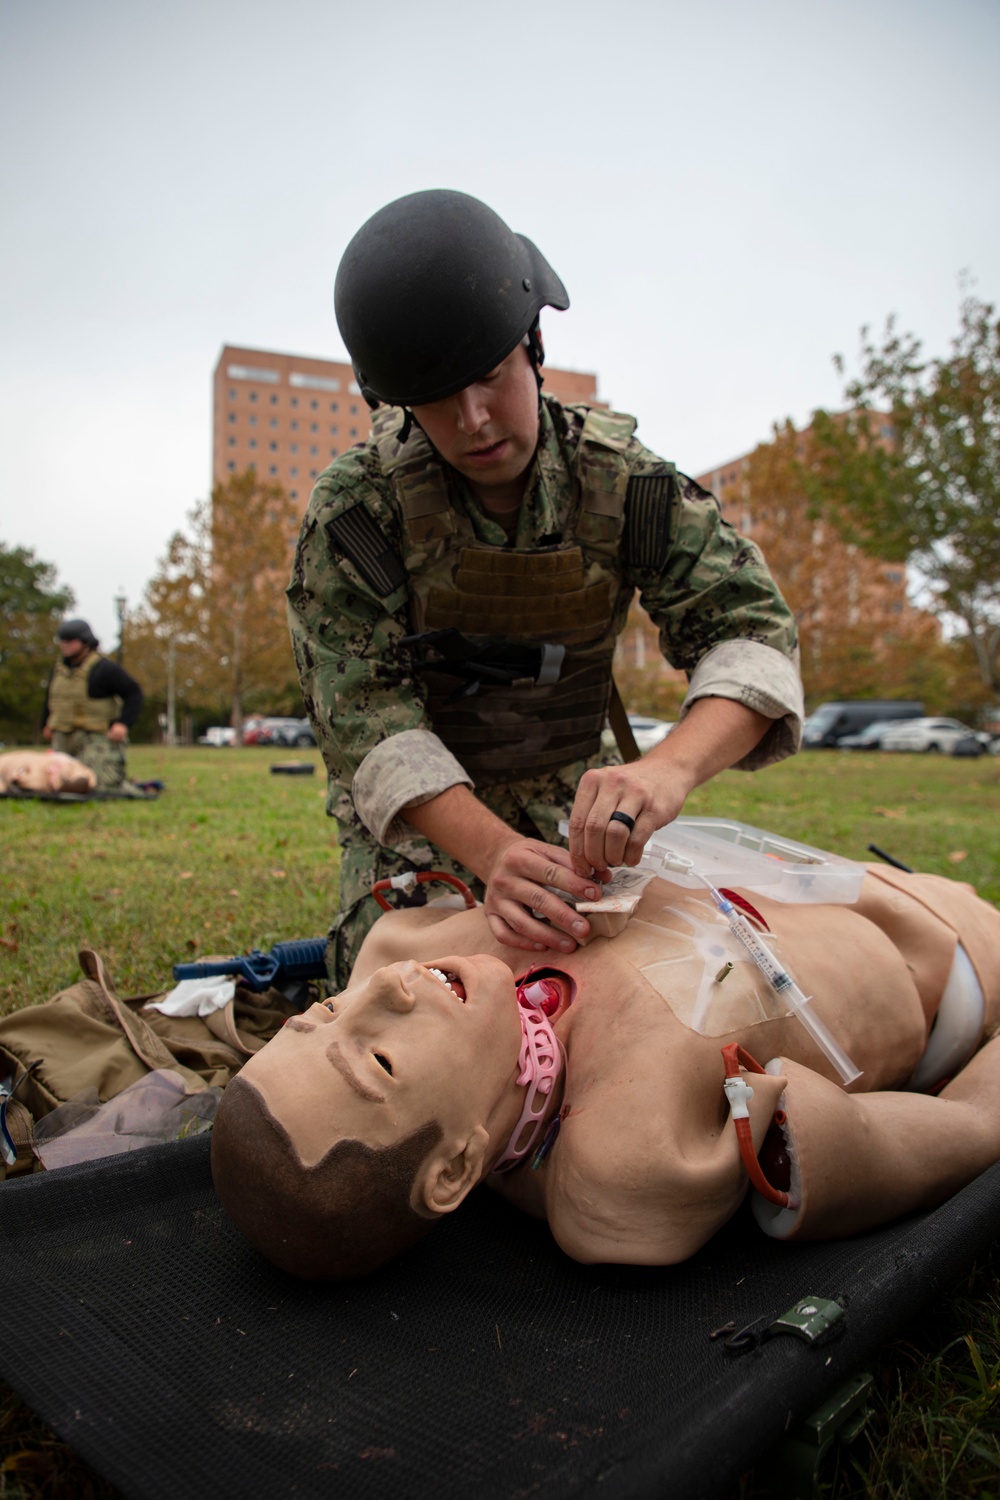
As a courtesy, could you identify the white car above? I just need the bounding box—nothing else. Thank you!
[880,717,985,755]
[601,714,675,756]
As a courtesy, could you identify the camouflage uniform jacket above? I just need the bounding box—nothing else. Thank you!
[288,395,802,977]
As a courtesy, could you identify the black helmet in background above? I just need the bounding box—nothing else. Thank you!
[335,190,569,408]
[56,618,99,649]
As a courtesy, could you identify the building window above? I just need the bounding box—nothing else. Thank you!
[310,446,318,455]
[270,418,278,428]
[227,363,280,384]
[350,427,358,437]
[291,397,299,408]
[330,424,338,434]
[249,392,257,402]
[227,461,236,471]
[350,403,358,415]
[310,469,318,478]
[270,394,278,405]
[349,381,361,395]
[228,437,236,447]
[291,490,298,499]
[228,413,236,423]
[248,415,257,426]
[330,447,339,457]
[291,467,298,476]
[269,465,278,475]
[290,372,341,392]
[290,443,298,453]
[249,439,257,449]
[228,389,237,399]
[269,441,278,451]
[310,422,318,432]
[311,400,318,410]
[291,421,299,430]
[331,402,339,412]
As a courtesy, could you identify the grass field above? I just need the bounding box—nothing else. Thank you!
[2,744,999,1496]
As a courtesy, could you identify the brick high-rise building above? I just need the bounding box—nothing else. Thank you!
[212,343,602,513]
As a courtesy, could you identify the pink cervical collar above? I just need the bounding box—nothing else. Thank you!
[490,984,564,1175]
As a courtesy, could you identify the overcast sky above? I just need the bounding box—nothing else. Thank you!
[2,0,998,646]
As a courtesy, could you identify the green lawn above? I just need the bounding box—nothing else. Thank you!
[2,744,999,1497]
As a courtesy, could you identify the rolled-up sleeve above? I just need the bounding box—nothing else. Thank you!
[683,640,803,767]
[352,728,473,844]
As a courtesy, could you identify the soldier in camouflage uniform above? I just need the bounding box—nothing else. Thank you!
[288,191,803,988]
[42,619,144,792]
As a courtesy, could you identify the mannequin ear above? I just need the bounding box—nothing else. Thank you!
[414,1125,490,1217]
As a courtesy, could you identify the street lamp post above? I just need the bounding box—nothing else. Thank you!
[114,590,126,663]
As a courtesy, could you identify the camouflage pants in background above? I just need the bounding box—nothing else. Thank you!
[51,729,129,792]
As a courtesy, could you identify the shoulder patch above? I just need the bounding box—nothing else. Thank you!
[325,504,406,599]
[624,471,673,570]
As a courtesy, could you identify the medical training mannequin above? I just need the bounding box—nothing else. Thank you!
[211,862,1000,1281]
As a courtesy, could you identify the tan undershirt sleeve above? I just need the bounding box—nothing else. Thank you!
[352,728,474,846]
[682,640,804,769]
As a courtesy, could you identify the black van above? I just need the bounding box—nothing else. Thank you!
[802,700,925,748]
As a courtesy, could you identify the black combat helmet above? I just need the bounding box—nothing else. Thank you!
[56,618,98,649]
[335,189,569,408]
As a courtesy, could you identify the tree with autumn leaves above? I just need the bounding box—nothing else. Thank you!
[741,422,966,711]
[807,292,1000,712]
[127,470,303,735]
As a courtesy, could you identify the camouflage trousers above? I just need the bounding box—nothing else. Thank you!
[325,754,612,992]
[51,729,131,792]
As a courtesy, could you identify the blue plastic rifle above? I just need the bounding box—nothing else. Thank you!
[172,938,328,1003]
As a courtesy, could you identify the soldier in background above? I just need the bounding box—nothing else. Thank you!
[41,619,143,791]
[288,190,804,989]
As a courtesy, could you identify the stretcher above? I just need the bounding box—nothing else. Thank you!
[2,1135,998,1499]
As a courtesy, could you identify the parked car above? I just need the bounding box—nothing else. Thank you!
[254,717,317,748]
[241,716,266,745]
[802,700,924,748]
[279,718,317,748]
[880,717,986,755]
[197,726,236,747]
[601,714,675,756]
[836,720,901,751]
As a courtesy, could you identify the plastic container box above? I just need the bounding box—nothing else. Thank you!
[639,817,866,904]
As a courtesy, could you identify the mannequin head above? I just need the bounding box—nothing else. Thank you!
[211,957,525,1279]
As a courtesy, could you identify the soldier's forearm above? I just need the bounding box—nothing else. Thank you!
[644,695,772,796]
[402,784,521,886]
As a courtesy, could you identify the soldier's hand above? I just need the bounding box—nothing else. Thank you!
[41,725,53,742]
[568,754,691,882]
[568,699,773,878]
[484,838,602,955]
[107,723,128,744]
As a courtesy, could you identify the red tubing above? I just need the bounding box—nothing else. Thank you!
[721,1042,791,1208]
[372,870,478,913]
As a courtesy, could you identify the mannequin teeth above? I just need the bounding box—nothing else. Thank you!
[427,967,465,1002]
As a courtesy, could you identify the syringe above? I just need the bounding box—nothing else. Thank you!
[702,876,861,1086]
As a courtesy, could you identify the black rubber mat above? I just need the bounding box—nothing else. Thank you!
[1,1137,997,1500]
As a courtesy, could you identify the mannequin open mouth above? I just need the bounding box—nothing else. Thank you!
[427,967,467,1002]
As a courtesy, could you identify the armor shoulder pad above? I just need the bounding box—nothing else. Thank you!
[624,466,676,571]
[324,504,407,600]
